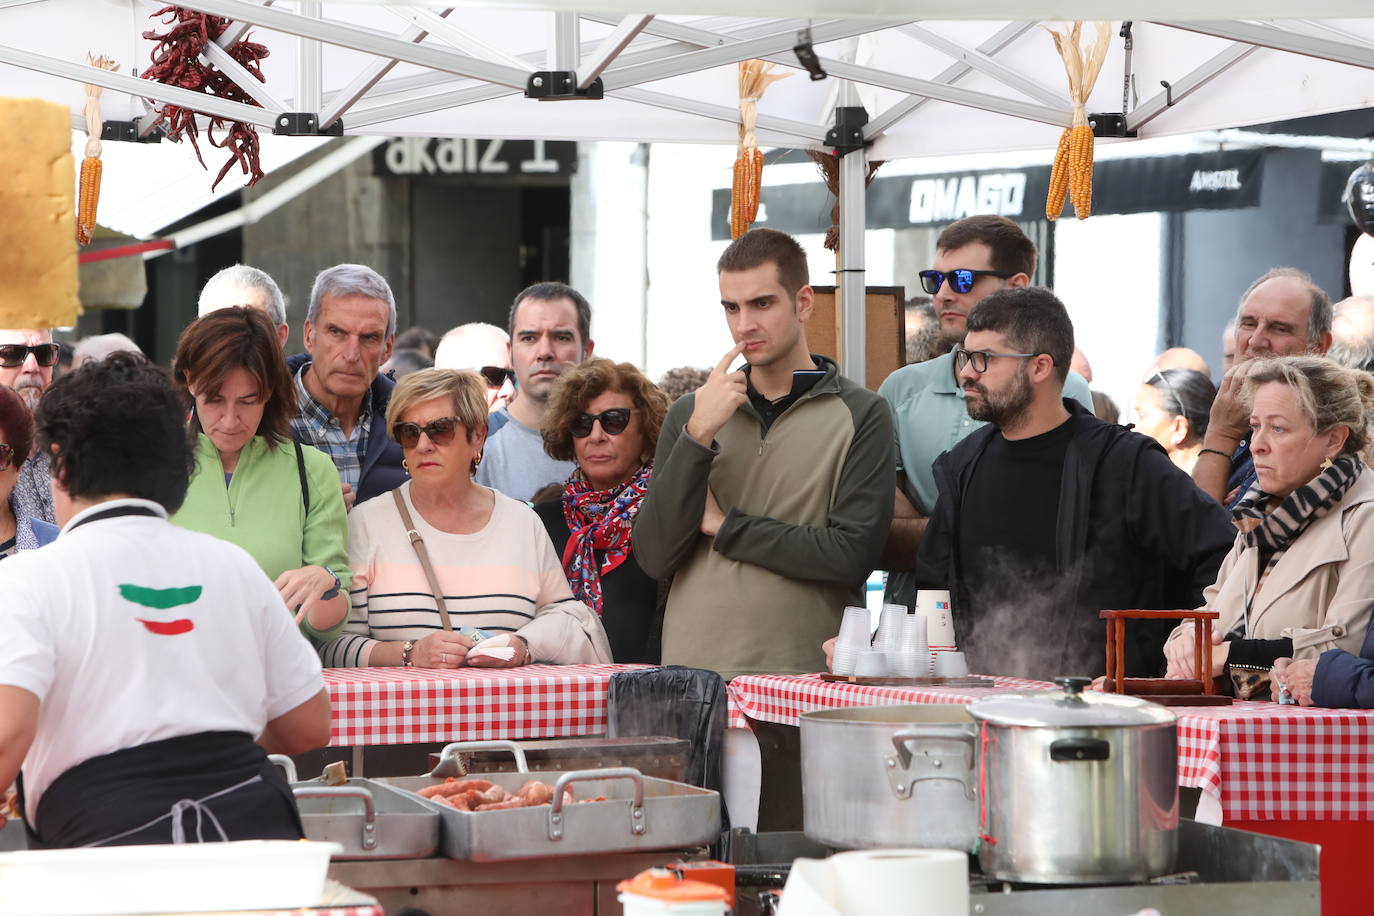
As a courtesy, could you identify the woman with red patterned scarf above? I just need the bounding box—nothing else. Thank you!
[536,360,671,662]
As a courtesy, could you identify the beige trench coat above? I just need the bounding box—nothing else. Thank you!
[1166,466,1374,661]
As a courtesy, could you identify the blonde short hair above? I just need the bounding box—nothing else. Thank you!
[386,368,488,445]
[1243,356,1374,455]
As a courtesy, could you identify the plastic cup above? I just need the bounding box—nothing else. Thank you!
[933,651,968,678]
[899,612,928,655]
[875,604,907,654]
[854,650,888,677]
[831,646,859,676]
[892,650,932,678]
[916,590,956,650]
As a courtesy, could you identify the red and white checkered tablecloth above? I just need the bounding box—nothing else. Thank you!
[324,664,651,747]
[725,673,1053,729]
[726,673,1374,822]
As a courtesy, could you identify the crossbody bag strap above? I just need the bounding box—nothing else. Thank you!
[294,440,310,514]
[391,488,453,631]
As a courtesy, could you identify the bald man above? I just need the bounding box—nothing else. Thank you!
[1152,347,1211,377]
[1329,295,1374,373]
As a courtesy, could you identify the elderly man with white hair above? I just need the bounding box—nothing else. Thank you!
[72,333,142,367]
[434,322,516,419]
[198,264,289,347]
[287,264,406,510]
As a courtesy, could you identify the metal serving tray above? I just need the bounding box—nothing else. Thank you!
[381,767,721,862]
[292,778,441,860]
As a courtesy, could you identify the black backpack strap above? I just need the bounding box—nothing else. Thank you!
[294,439,310,514]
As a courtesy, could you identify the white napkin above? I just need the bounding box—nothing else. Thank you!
[468,634,518,662]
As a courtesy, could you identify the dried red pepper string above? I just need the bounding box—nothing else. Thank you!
[141,5,268,189]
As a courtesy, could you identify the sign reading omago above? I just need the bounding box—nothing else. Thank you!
[711,149,1264,239]
[374,138,577,179]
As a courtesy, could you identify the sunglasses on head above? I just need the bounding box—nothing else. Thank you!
[0,443,13,472]
[571,408,631,438]
[918,268,1015,296]
[0,343,59,369]
[477,366,515,389]
[392,416,462,449]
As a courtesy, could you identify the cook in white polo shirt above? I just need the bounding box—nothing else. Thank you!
[0,353,331,848]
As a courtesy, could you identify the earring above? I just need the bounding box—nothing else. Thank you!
[1322,456,1335,470]
[402,458,409,473]
[473,451,483,469]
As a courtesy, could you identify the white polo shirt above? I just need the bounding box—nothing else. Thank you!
[0,499,325,820]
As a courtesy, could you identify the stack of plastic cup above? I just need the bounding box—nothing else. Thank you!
[891,612,932,677]
[873,604,908,659]
[830,606,871,675]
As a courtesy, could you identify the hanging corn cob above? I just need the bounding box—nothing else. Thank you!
[731,60,789,239]
[78,55,119,246]
[1044,23,1112,220]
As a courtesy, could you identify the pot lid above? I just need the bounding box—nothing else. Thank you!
[968,677,1176,728]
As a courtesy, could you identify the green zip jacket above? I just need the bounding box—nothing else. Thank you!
[634,355,895,679]
[170,433,352,641]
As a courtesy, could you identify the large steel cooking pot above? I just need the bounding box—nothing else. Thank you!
[799,704,978,851]
[968,676,1178,885]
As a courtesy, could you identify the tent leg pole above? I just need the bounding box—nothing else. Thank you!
[838,138,867,386]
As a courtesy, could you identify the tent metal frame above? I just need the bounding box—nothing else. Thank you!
[6,3,1374,381]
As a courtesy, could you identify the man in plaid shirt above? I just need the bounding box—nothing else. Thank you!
[287,264,406,509]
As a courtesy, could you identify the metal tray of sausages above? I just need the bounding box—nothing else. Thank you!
[377,744,720,861]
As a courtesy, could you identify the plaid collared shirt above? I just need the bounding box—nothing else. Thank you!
[290,362,373,492]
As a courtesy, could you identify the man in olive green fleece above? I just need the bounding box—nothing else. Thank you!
[634,229,895,679]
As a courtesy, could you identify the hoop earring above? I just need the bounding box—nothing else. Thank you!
[402,458,409,473]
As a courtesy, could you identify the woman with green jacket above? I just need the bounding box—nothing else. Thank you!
[170,307,350,640]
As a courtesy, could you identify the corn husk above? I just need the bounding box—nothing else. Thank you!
[1044,22,1112,220]
[730,59,789,239]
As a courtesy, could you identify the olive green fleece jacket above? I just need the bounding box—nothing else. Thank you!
[634,356,895,679]
[170,434,352,641]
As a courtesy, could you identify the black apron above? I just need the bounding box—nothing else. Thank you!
[18,504,305,849]
[22,731,304,849]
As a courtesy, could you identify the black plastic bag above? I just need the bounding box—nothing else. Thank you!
[606,665,725,793]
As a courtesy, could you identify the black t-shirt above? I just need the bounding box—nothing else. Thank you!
[957,418,1074,675]
[533,500,663,664]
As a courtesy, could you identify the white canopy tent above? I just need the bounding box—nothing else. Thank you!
[4,1,1374,379]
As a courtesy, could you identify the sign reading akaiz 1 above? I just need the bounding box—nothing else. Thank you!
[374,138,577,178]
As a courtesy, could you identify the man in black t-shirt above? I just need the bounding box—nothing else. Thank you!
[915,288,1234,680]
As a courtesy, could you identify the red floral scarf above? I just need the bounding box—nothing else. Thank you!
[561,462,653,615]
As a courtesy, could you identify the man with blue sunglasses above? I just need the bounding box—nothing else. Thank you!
[877,216,1093,607]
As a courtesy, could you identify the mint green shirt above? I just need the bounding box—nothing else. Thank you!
[878,352,1096,515]
[171,434,352,640]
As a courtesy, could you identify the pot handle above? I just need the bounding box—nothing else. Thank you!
[292,785,378,850]
[1049,737,1111,762]
[886,727,977,800]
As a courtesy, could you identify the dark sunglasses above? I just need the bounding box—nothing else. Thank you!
[0,443,13,472]
[478,366,515,389]
[392,416,461,449]
[0,343,60,369]
[918,268,1015,295]
[571,408,632,438]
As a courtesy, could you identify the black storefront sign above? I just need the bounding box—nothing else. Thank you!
[373,138,577,178]
[710,148,1264,239]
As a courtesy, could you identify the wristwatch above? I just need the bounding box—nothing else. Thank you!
[321,566,341,600]
[401,640,415,667]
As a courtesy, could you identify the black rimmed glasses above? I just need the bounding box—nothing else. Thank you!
[0,343,59,369]
[918,269,1015,295]
[571,408,632,438]
[392,416,462,448]
[477,366,515,389]
[952,346,1042,374]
